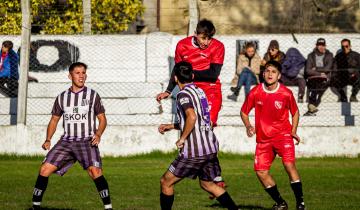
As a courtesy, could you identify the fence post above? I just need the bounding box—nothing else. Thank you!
[188,0,198,36]
[83,0,91,34]
[17,0,31,125]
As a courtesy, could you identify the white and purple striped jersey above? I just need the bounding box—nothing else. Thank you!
[176,83,219,158]
[51,87,105,141]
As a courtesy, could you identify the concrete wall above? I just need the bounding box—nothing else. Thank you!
[0,125,358,157]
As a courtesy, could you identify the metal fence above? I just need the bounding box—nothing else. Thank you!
[1,33,359,127]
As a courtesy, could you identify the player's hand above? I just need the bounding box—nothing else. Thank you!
[292,133,301,145]
[42,140,51,150]
[176,138,185,149]
[91,134,101,146]
[156,92,170,102]
[158,124,173,134]
[246,125,255,137]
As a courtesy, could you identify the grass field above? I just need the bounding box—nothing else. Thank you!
[0,151,359,210]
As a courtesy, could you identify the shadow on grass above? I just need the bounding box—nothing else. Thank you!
[207,203,272,210]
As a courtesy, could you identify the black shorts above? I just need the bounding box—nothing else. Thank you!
[44,140,102,176]
[168,154,221,181]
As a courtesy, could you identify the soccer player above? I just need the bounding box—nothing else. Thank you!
[240,61,306,210]
[158,61,238,210]
[156,18,226,194]
[30,62,112,210]
[156,18,224,127]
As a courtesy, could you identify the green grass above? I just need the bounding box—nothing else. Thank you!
[0,151,359,210]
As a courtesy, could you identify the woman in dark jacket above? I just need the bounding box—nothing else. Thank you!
[260,40,285,82]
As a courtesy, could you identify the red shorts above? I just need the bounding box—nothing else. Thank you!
[254,138,295,171]
[194,82,222,126]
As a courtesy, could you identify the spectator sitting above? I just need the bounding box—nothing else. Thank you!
[0,40,19,97]
[228,42,261,101]
[304,38,334,116]
[332,38,360,102]
[259,40,285,82]
[280,48,306,103]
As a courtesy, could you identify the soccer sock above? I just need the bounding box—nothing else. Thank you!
[265,185,285,205]
[216,191,238,210]
[32,175,49,206]
[291,180,304,205]
[160,192,174,210]
[94,175,112,209]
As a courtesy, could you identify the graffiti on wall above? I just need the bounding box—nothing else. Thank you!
[19,40,80,72]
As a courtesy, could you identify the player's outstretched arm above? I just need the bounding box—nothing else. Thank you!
[158,123,176,134]
[291,110,301,145]
[176,108,196,149]
[92,113,107,146]
[240,111,255,137]
[42,115,61,150]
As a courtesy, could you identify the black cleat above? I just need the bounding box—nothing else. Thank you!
[296,202,306,210]
[272,201,288,210]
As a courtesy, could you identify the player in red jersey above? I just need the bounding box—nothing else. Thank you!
[156,19,226,200]
[156,19,225,127]
[240,61,306,210]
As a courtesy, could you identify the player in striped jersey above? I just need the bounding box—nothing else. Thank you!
[30,62,112,210]
[158,61,238,210]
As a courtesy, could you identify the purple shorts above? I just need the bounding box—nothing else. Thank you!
[44,140,102,176]
[168,153,221,181]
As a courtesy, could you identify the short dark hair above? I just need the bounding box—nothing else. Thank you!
[174,61,193,84]
[265,60,282,72]
[2,40,13,49]
[341,38,351,46]
[69,62,87,72]
[244,42,256,50]
[196,19,216,38]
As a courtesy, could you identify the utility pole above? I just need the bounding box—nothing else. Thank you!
[83,0,91,34]
[17,0,31,125]
[188,0,199,36]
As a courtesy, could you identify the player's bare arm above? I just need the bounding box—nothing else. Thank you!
[156,92,170,102]
[158,124,176,134]
[240,111,255,137]
[291,110,301,145]
[42,115,61,150]
[176,108,196,149]
[92,113,107,146]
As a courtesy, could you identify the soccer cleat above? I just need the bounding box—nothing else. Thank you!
[296,202,306,210]
[271,201,288,210]
[209,181,227,200]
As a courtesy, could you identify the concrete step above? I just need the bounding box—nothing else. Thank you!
[220,101,360,116]
[217,115,357,127]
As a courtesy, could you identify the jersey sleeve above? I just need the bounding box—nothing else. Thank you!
[94,93,105,115]
[210,42,225,64]
[174,42,183,64]
[51,96,63,116]
[288,92,298,116]
[177,92,194,111]
[241,89,255,115]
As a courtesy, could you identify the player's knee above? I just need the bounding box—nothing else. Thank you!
[256,170,269,177]
[200,181,212,191]
[160,176,168,187]
[87,166,102,179]
[39,163,56,177]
